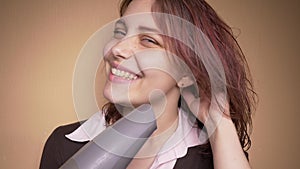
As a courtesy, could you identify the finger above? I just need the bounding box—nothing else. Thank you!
[181,89,208,120]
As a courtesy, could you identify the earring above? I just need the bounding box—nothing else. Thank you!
[177,76,194,88]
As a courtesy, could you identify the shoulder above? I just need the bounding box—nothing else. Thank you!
[47,122,86,153]
[174,144,249,169]
[40,122,88,169]
[174,145,214,169]
[52,122,82,137]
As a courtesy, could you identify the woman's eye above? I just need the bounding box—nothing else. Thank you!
[113,29,126,39]
[141,36,160,47]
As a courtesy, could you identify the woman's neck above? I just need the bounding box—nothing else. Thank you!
[137,87,181,155]
[126,88,181,169]
[151,88,180,137]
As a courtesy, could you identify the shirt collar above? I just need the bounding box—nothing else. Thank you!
[65,112,106,142]
[65,108,204,168]
[150,109,204,168]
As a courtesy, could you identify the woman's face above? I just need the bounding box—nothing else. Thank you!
[103,0,180,107]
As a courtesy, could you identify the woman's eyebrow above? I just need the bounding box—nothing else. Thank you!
[138,26,161,34]
[115,18,160,34]
[115,19,127,28]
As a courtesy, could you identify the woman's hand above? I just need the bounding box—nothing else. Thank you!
[180,85,251,169]
[180,85,229,136]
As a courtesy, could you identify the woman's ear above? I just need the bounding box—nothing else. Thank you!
[177,76,194,88]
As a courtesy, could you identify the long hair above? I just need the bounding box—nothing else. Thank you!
[103,0,257,151]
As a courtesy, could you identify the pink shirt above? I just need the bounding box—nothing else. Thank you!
[66,109,205,169]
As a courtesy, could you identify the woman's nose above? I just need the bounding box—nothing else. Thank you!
[111,37,137,60]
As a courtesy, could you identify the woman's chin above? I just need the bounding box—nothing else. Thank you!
[103,94,148,109]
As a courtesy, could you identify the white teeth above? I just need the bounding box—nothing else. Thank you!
[129,74,134,79]
[111,68,138,80]
[112,68,117,74]
[125,72,130,78]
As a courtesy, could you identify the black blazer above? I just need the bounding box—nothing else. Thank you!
[39,122,216,169]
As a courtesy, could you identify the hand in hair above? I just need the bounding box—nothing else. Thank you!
[181,86,230,136]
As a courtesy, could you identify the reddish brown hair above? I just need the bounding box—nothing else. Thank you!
[103,0,257,151]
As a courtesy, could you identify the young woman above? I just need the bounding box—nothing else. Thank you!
[40,0,256,168]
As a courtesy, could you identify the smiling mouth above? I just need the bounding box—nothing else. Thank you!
[111,67,138,80]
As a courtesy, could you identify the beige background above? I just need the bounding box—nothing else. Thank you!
[0,0,299,168]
